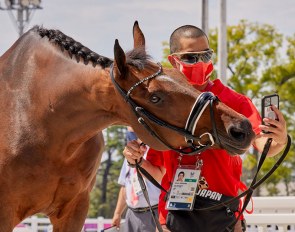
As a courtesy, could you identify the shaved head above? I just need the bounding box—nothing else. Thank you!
[169,25,208,54]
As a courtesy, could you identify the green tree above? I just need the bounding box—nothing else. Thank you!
[210,21,295,196]
[161,41,172,68]
[209,20,284,98]
[254,34,295,196]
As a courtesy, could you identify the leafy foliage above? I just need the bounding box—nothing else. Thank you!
[161,41,173,68]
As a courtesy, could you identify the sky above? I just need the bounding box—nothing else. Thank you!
[0,0,294,61]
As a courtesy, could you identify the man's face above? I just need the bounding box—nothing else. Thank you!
[171,36,211,90]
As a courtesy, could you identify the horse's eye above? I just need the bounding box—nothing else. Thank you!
[150,94,161,104]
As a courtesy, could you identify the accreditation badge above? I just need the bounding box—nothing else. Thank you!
[166,165,201,211]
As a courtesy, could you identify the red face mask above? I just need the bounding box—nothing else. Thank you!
[169,56,214,86]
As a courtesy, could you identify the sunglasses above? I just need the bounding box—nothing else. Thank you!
[172,49,214,64]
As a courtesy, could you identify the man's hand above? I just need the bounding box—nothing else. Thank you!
[112,212,121,228]
[258,105,288,145]
[255,105,288,156]
[123,140,147,165]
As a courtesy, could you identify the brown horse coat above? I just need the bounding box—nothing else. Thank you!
[0,22,254,231]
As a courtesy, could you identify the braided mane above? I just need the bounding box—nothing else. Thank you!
[33,26,113,68]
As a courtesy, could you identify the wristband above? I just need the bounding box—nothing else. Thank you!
[127,157,143,168]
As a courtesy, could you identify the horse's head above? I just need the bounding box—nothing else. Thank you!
[111,21,255,155]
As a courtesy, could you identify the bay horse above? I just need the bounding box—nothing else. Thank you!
[0,21,255,232]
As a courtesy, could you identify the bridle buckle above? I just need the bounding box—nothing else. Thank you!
[198,132,215,147]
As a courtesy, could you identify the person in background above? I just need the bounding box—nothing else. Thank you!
[111,127,165,232]
[123,25,288,232]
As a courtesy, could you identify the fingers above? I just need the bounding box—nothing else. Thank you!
[112,216,121,227]
[259,107,288,145]
[123,140,147,164]
[271,105,280,117]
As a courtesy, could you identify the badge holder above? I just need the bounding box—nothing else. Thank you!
[166,159,203,211]
[131,171,144,197]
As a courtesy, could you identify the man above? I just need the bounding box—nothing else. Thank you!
[124,25,288,232]
[112,127,165,232]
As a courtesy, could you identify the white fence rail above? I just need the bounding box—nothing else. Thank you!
[245,196,295,232]
[13,217,112,232]
[13,197,295,232]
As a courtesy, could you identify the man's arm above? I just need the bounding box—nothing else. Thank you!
[112,186,127,228]
[140,158,166,182]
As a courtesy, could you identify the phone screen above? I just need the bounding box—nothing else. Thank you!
[261,94,279,132]
[262,94,279,120]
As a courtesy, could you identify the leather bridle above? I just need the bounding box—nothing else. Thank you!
[110,62,220,155]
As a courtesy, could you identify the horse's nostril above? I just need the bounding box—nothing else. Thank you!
[229,119,253,141]
[229,127,246,141]
[241,119,253,131]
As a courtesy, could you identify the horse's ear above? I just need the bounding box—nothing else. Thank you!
[133,21,145,49]
[113,39,127,78]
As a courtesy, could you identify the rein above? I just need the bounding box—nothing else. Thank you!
[195,135,291,213]
[110,63,219,155]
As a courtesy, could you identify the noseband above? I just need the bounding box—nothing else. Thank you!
[110,63,220,155]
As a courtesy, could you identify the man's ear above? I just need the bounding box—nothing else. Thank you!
[168,55,177,68]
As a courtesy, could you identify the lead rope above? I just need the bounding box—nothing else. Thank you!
[135,159,164,232]
[194,134,292,213]
[225,137,273,232]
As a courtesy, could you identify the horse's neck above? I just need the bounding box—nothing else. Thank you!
[1,35,124,151]
[0,32,132,168]
[45,63,123,139]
